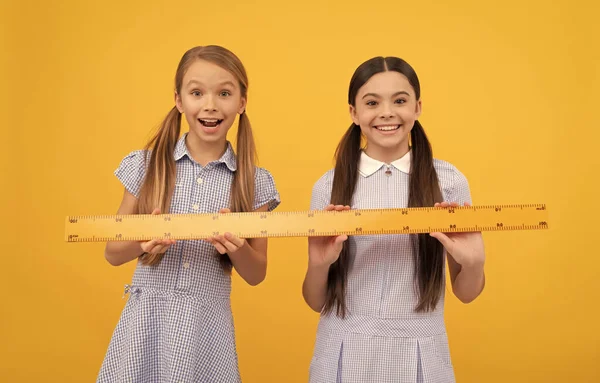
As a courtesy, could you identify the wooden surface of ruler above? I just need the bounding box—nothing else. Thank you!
[65,204,548,242]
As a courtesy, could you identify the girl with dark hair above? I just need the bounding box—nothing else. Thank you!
[303,56,486,382]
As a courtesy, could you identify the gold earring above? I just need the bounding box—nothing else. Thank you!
[408,133,412,148]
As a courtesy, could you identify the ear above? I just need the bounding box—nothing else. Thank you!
[238,97,247,115]
[415,99,422,119]
[349,104,360,126]
[175,92,183,114]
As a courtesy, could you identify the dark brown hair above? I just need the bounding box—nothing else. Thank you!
[136,45,256,270]
[323,57,444,317]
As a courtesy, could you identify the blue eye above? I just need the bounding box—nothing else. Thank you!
[366,100,377,106]
[220,91,231,97]
[191,91,201,96]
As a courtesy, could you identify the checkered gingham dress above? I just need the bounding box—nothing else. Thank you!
[97,133,280,383]
[308,151,471,383]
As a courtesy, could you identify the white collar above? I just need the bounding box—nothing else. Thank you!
[358,149,411,177]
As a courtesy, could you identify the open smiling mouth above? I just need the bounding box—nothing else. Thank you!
[374,124,401,131]
[198,118,224,128]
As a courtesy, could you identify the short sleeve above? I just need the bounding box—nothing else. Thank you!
[310,170,334,211]
[114,150,149,198]
[253,167,281,211]
[449,166,472,205]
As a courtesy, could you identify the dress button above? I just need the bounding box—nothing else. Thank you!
[197,178,203,185]
[192,204,199,211]
[183,262,190,269]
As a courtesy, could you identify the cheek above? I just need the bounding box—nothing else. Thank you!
[184,113,197,127]
[399,105,419,120]
[181,98,200,115]
[361,111,379,125]
[218,99,240,116]
[355,108,373,124]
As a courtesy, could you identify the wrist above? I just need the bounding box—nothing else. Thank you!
[308,261,331,274]
[460,258,485,273]
[137,242,146,256]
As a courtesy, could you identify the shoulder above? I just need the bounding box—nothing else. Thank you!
[114,149,151,198]
[117,149,151,169]
[312,168,335,193]
[433,158,468,184]
[252,166,281,211]
[253,166,279,192]
[309,169,335,210]
[254,166,275,182]
[433,158,471,202]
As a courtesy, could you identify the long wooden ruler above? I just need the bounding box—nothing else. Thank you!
[65,204,548,242]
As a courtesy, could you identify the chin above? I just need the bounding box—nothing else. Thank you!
[189,128,224,142]
[372,137,405,149]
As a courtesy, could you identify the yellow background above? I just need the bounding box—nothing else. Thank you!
[2,0,599,381]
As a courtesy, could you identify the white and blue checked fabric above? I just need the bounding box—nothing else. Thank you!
[308,150,471,383]
[97,132,280,383]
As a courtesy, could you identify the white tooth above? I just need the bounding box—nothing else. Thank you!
[376,125,398,131]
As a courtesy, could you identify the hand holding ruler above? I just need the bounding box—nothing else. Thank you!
[65,204,548,242]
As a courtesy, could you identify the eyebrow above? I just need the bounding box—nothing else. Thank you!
[186,80,236,88]
[362,91,411,99]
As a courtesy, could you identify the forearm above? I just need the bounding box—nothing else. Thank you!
[229,242,267,286]
[105,241,143,266]
[452,262,485,303]
[302,264,330,312]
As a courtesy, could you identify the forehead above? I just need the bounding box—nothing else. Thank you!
[357,71,414,97]
[182,59,238,87]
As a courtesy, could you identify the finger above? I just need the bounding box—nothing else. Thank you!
[141,239,161,252]
[224,232,245,248]
[160,239,176,246]
[430,232,454,252]
[210,237,228,254]
[324,204,335,211]
[214,242,228,254]
[434,202,441,207]
[214,235,239,253]
[438,202,450,208]
[154,245,169,254]
[333,235,348,248]
[219,208,231,214]
[333,205,347,211]
[144,244,163,255]
[464,202,472,207]
[151,208,161,215]
[449,202,460,207]
[222,239,240,253]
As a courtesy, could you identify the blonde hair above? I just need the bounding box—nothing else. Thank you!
[137,45,256,270]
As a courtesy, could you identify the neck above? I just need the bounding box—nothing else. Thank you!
[185,133,227,166]
[364,142,410,164]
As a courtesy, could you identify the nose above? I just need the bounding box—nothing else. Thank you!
[379,102,394,119]
[203,95,217,112]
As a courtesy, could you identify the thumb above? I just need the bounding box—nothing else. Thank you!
[151,208,161,215]
[332,235,348,252]
[219,208,231,214]
[430,232,453,249]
